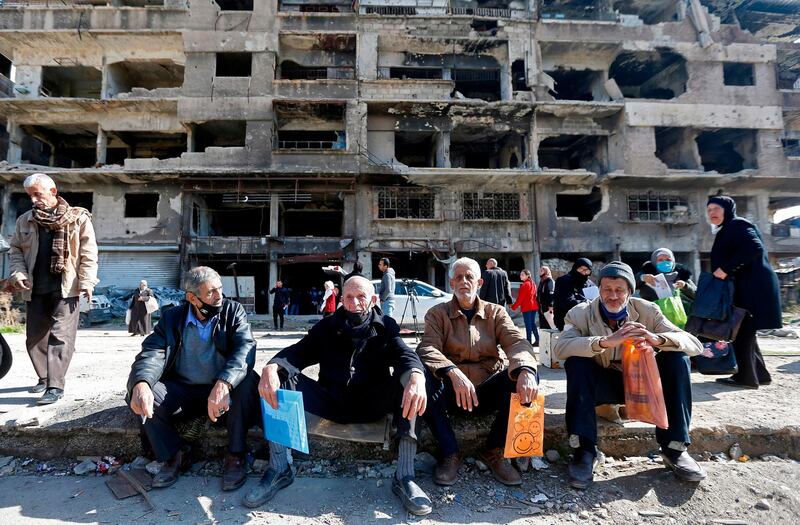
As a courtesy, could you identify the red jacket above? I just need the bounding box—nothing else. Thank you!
[511,280,539,312]
[323,288,338,313]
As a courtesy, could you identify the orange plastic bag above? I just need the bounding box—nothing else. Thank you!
[621,341,669,429]
[503,393,545,458]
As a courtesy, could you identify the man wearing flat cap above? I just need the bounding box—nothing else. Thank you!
[553,261,705,489]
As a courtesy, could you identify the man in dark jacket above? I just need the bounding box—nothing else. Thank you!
[269,280,291,330]
[128,266,259,492]
[553,258,593,330]
[479,258,513,306]
[245,276,451,516]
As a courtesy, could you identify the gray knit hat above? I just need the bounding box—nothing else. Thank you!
[598,261,635,292]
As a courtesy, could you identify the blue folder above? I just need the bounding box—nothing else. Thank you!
[260,389,309,454]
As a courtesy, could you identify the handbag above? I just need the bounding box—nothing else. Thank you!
[691,273,733,321]
[685,306,747,341]
[654,290,688,328]
[695,340,738,375]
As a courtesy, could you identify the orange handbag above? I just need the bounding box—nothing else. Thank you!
[503,393,545,458]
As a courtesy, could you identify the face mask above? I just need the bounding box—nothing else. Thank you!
[345,309,370,326]
[655,260,674,273]
[600,301,628,322]
[197,298,221,318]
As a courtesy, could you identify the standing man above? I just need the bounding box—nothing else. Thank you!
[269,280,291,331]
[7,173,98,405]
[378,257,396,317]
[479,258,513,307]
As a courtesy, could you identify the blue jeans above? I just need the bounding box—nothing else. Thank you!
[522,310,539,345]
[382,298,395,317]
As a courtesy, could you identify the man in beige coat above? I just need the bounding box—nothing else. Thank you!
[7,173,98,404]
[553,261,704,489]
[417,257,538,487]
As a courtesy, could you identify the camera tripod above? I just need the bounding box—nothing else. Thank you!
[399,279,421,341]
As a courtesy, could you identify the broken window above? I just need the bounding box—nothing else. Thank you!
[59,192,93,212]
[21,124,98,168]
[611,0,678,24]
[546,68,606,101]
[280,0,354,12]
[200,193,270,236]
[654,127,701,170]
[274,102,346,150]
[511,60,529,91]
[377,186,436,219]
[540,0,616,21]
[453,68,501,101]
[556,187,602,222]
[776,47,800,90]
[538,135,607,172]
[281,195,343,236]
[278,34,356,80]
[768,196,800,237]
[106,61,184,97]
[470,19,498,36]
[462,192,520,220]
[194,121,247,151]
[215,0,253,10]
[451,127,526,169]
[41,66,101,99]
[695,129,757,174]
[783,138,800,158]
[0,123,7,160]
[125,193,159,218]
[216,53,252,77]
[106,132,187,163]
[608,49,687,100]
[0,53,10,78]
[723,63,755,86]
[395,132,437,167]
[389,68,443,80]
[627,193,689,222]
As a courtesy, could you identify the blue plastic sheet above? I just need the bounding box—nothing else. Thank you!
[260,390,309,454]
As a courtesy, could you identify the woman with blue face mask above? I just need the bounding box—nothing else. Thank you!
[636,248,696,314]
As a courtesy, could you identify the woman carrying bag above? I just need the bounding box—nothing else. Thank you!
[128,279,156,336]
[706,196,782,389]
[637,248,696,327]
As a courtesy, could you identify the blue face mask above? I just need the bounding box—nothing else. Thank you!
[655,260,674,273]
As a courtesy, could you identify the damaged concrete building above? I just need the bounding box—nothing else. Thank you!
[0,0,799,313]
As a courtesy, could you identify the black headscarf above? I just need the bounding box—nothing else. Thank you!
[707,196,737,225]
[569,257,593,288]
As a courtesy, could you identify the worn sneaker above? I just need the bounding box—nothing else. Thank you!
[568,448,599,490]
[37,388,63,405]
[661,449,707,482]
[243,466,294,508]
[392,476,432,516]
[29,379,47,394]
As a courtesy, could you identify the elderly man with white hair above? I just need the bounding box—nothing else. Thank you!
[7,173,98,405]
[417,257,538,487]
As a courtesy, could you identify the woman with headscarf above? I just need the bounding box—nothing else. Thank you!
[320,280,338,317]
[707,196,782,389]
[128,279,154,336]
[553,258,593,330]
[537,265,556,329]
[637,248,696,314]
[511,269,540,346]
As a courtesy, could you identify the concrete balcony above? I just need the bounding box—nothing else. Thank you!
[360,79,453,102]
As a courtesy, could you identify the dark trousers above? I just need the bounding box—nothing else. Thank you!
[26,292,79,390]
[538,311,553,330]
[140,370,261,461]
[522,310,540,345]
[731,314,771,387]
[424,368,518,452]
[273,307,285,330]
[564,353,692,448]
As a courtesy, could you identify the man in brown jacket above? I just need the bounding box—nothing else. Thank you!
[553,261,704,490]
[417,257,538,487]
[7,173,98,405]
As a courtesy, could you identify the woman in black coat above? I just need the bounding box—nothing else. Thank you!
[537,265,555,329]
[707,196,782,389]
[553,258,593,330]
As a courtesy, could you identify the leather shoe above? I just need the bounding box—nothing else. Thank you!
[152,449,191,488]
[434,452,462,486]
[243,466,294,508]
[392,476,432,516]
[29,380,47,394]
[478,447,522,486]
[715,377,758,389]
[222,454,247,491]
[661,449,707,482]
[568,448,598,490]
[37,388,63,405]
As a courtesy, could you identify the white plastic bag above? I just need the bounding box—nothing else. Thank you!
[145,297,159,314]
[125,309,131,325]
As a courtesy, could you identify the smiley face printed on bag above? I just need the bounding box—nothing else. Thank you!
[513,432,535,454]
[511,415,542,455]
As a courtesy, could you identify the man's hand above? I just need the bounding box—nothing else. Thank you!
[130,381,154,419]
[642,274,656,286]
[599,322,664,351]
[401,372,427,419]
[259,363,282,410]
[16,279,31,291]
[207,380,231,423]
[713,268,728,280]
[447,367,478,412]
[81,288,92,302]
[516,369,538,405]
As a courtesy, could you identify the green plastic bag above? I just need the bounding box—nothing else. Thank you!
[655,290,688,328]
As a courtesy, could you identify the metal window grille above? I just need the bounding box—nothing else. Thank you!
[462,192,520,220]
[377,187,435,219]
[627,193,689,222]
[364,6,416,15]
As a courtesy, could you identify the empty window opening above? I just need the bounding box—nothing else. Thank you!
[281,197,344,237]
[612,0,678,24]
[783,138,800,158]
[0,123,7,161]
[59,192,94,212]
[395,132,437,167]
[41,66,101,99]
[106,61,184,97]
[556,187,603,222]
[511,60,529,91]
[0,53,10,78]
[608,49,687,100]
[216,53,252,77]
[197,193,270,236]
[470,19,498,35]
[195,121,247,151]
[451,128,526,169]
[546,68,606,101]
[389,67,443,80]
[462,192,521,221]
[21,124,97,168]
[538,135,607,172]
[540,0,616,21]
[280,0,354,12]
[696,129,757,174]
[274,102,346,150]
[125,193,159,218]
[278,34,356,80]
[627,193,689,222]
[723,63,755,86]
[215,0,253,10]
[453,68,501,101]
[776,47,800,90]
[654,127,701,170]
[377,186,436,219]
[768,196,800,237]
[105,132,187,163]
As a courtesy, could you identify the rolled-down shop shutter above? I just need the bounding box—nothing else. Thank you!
[96,249,180,290]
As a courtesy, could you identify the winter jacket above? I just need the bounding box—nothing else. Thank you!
[511,280,539,313]
[537,277,555,310]
[553,273,588,330]
[479,267,513,306]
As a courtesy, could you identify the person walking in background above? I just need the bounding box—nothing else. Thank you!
[511,269,540,346]
[537,266,555,329]
[269,280,291,331]
[344,261,364,282]
[321,280,338,317]
[553,258,593,330]
[128,279,155,336]
[378,258,396,316]
[637,248,696,315]
[479,258,513,306]
[707,196,782,389]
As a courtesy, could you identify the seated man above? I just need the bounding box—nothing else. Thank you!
[246,276,447,516]
[417,257,539,487]
[553,261,705,489]
[127,266,259,491]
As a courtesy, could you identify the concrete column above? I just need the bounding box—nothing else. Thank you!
[96,127,107,166]
[342,193,356,237]
[268,193,280,300]
[6,121,23,164]
[754,193,771,234]
[691,248,701,279]
[435,131,451,168]
[357,33,379,81]
[187,124,196,153]
[358,251,373,279]
[500,62,512,101]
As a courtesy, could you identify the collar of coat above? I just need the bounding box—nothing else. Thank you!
[331,305,387,333]
[446,296,488,320]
